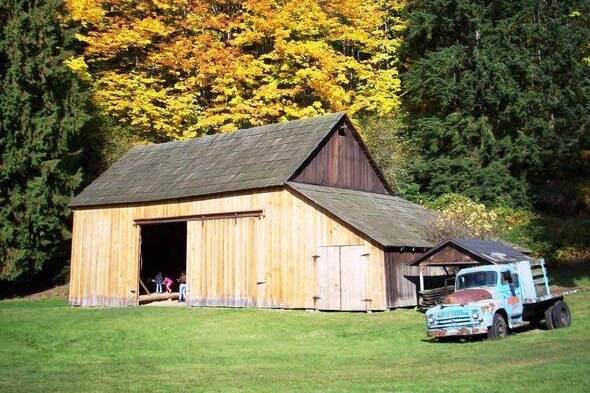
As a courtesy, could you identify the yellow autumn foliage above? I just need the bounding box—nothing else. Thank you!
[65,0,406,140]
[426,194,502,243]
[64,56,92,82]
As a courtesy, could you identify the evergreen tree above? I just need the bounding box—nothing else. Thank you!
[0,0,88,291]
[400,0,590,207]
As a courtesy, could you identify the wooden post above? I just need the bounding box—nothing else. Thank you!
[139,278,151,295]
[419,265,425,292]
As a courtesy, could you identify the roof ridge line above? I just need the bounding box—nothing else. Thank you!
[131,113,346,153]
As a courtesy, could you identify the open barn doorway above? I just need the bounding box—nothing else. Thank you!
[138,221,187,305]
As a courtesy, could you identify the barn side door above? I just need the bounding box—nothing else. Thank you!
[316,246,341,310]
[316,245,368,311]
[340,246,368,311]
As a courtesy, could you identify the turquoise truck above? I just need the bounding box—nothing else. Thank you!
[425,259,571,339]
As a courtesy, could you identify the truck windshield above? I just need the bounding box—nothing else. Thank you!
[456,271,498,290]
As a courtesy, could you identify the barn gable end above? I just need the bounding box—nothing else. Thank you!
[291,119,390,194]
[416,243,480,266]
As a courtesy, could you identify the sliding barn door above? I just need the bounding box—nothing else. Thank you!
[316,245,368,311]
[186,217,258,307]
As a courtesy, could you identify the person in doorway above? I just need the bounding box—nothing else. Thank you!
[152,272,164,293]
[163,276,174,293]
[177,272,187,302]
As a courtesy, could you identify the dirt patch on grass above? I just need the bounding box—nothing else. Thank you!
[25,284,69,300]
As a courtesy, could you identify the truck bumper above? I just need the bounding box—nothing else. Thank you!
[427,325,489,338]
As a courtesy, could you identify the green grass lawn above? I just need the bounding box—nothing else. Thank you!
[1,291,589,393]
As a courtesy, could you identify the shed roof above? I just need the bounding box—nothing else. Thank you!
[69,113,345,207]
[408,238,532,266]
[287,182,434,248]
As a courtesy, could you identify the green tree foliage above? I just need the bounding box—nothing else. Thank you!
[401,0,590,207]
[0,0,89,290]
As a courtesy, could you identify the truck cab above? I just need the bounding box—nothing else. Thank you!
[425,260,571,339]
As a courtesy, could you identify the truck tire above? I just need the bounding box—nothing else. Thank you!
[544,305,555,330]
[488,313,507,340]
[551,300,571,328]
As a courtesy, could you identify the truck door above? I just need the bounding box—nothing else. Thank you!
[501,271,524,324]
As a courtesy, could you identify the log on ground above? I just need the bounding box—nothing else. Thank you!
[139,292,179,305]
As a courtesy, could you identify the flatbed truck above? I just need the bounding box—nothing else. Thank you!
[425,259,571,339]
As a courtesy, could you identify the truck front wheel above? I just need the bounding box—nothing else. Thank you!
[488,313,507,340]
[551,300,571,328]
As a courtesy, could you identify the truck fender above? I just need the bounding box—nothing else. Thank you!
[495,309,509,327]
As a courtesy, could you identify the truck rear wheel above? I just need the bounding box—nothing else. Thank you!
[544,305,555,330]
[551,300,571,328]
[488,313,507,340]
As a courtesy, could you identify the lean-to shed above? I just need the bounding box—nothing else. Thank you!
[408,238,532,291]
[69,113,434,310]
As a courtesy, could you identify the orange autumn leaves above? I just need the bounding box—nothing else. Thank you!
[66,0,405,139]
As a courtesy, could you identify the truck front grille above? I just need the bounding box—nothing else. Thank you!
[431,308,474,328]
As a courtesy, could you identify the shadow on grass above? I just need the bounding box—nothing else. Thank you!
[421,320,559,344]
[0,277,68,300]
[421,335,487,344]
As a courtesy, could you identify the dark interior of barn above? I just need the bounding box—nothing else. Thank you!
[139,222,187,297]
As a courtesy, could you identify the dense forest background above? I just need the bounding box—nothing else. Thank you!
[1,0,589,295]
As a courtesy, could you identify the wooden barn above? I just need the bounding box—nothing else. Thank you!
[68,113,435,310]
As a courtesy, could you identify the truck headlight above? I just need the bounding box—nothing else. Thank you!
[427,314,435,325]
[472,311,480,320]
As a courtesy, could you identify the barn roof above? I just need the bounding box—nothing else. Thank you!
[288,182,433,248]
[408,238,532,266]
[69,113,345,207]
[70,112,434,248]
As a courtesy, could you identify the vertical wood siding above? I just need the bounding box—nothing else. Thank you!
[69,207,140,306]
[384,251,424,308]
[292,124,388,194]
[384,251,449,308]
[69,188,388,309]
[187,217,258,307]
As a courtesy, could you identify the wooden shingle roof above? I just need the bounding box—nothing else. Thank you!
[69,113,345,207]
[287,182,434,248]
[70,112,435,248]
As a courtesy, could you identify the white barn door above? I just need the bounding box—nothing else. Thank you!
[340,246,368,311]
[316,245,368,311]
[317,246,341,310]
